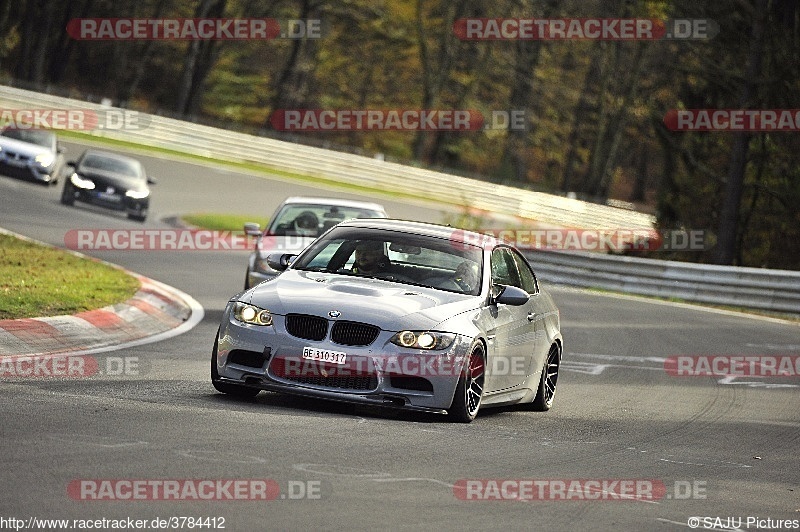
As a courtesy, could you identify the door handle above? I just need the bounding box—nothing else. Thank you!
[527,312,536,322]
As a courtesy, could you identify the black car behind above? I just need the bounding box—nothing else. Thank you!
[60,149,154,222]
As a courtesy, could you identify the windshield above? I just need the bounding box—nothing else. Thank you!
[266,203,386,237]
[81,153,143,178]
[292,226,483,296]
[1,128,54,149]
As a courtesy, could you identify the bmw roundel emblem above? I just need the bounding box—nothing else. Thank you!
[328,310,341,318]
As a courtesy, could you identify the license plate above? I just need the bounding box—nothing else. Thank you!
[96,192,121,202]
[302,346,347,365]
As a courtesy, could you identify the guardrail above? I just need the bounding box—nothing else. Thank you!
[524,249,800,314]
[0,84,654,230]
[2,84,798,315]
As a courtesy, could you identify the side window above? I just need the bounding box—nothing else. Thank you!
[490,248,522,288]
[511,249,539,295]
[490,248,511,285]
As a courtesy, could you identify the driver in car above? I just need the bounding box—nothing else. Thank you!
[291,211,319,236]
[454,260,479,292]
[351,240,390,275]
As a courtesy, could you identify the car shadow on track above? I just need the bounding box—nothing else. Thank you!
[204,390,535,424]
[50,197,145,223]
[0,171,57,187]
[205,391,449,423]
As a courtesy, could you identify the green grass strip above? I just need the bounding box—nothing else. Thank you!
[182,213,270,232]
[0,234,140,320]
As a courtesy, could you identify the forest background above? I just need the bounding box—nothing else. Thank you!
[1,0,798,269]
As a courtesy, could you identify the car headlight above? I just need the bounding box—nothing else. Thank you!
[233,302,273,326]
[390,331,456,350]
[69,173,95,190]
[125,189,150,199]
[35,153,55,167]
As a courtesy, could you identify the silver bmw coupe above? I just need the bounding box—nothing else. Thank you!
[212,219,562,422]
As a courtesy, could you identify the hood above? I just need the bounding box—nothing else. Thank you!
[0,136,52,157]
[76,166,146,190]
[245,269,481,331]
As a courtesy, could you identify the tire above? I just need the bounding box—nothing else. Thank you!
[211,334,260,399]
[60,183,74,205]
[530,343,561,411]
[448,343,486,423]
[127,209,147,222]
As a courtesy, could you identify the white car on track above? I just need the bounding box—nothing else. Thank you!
[243,196,388,289]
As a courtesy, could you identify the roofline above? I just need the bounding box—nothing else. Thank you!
[336,218,494,247]
[81,149,142,162]
[282,196,387,211]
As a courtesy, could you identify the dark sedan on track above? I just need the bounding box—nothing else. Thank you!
[212,219,563,422]
[60,149,155,222]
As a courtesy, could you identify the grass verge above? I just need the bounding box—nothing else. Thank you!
[182,213,270,232]
[0,234,140,320]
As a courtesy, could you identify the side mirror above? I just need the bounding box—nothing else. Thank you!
[493,284,529,306]
[243,222,262,237]
[147,176,157,185]
[57,144,66,154]
[266,253,297,272]
[66,160,77,167]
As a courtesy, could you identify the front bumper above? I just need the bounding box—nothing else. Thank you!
[215,304,472,413]
[70,187,149,214]
[0,159,58,183]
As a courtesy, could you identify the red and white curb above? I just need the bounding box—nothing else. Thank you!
[0,229,203,357]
